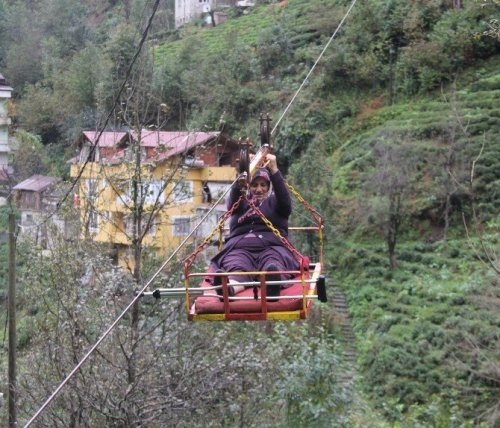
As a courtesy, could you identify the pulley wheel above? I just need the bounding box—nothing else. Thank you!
[238,145,250,175]
[260,118,270,147]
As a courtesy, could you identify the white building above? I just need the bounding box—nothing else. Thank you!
[175,0,249,28]
[0,73,13,199]
[0,74,13,177]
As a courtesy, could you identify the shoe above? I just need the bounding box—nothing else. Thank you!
[214,270,234,301]
[265,264,281,302]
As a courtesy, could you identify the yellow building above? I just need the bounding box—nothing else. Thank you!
[70,129,239,269]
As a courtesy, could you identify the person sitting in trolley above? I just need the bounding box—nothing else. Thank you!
[210,153,299,300]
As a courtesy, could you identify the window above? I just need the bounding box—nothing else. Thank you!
[173,217,191,236]
[126,213,157,236]
[88,209,99,234]
[114,180,129,205]
[117,180,165,205]
[86,179,98,202]
[218,152,231,166]
[172,180,193,203]
[140,180,164,204]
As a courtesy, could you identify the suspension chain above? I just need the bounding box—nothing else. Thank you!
[285,181,323,226]
[245,196,305,264]
[184,194,244,269]
[285,181,324,267]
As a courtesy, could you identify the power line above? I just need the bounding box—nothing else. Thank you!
[23,0,164,425]
[25,0,359,422]
[63,0,162,204]
[21,0,162,233]
[23,177,236,427]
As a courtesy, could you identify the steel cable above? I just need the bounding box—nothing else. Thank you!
[271,0,358,136]
[25,0,359,423]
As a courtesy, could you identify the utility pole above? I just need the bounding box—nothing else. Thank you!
[389,45,395,106]
[8,212,17,427]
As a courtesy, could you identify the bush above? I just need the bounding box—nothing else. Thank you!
[273,327,353,426]
[399,250,423,263]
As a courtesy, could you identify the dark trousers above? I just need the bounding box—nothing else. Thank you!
[220,237,291,283]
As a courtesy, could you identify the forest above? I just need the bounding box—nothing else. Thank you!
[0,0,499,426]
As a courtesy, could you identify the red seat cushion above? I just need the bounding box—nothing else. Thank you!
[193,272,312,315]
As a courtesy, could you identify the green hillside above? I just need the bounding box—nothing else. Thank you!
[151,1,500,423]
[0,0,499,425]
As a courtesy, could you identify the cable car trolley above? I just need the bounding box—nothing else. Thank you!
[145,115,327,321]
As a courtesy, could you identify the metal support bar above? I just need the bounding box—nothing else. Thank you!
[219,294,320,301]
[199,279,316,287]
[143,290,320,300]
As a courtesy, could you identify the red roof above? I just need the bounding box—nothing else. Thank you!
[141,131,220,160]
[80,129,223,163]
[82,131,129,148]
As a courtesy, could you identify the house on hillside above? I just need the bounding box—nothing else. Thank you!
[175,0,254,28]
[13,175,77,247]
[70,129,240,269]
[0,73,13,200]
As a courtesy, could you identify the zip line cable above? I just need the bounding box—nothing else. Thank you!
[23,179,236,427]
[271,0,358,136]
[26,0,359,423]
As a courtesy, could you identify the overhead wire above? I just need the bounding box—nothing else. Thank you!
[62,0,161,205]
[20,0,162,234]
[25,0,359,424]
[271,0,358,136]
[22,0,162,425]
[23,182,235,427]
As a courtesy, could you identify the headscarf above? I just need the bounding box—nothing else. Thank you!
[238,168,272,223]
[250,168,271,185]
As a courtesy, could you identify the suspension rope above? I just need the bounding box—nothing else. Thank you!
[24,176,237,427]
[26,0,359,422]
[271,0,358,136]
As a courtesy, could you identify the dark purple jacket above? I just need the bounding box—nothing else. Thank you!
[227,170,291,239]
[210,170,297,270]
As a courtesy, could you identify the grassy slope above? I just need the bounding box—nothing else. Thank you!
[327,58,500,423]
[155,0,329,59]
[153,1,500,422]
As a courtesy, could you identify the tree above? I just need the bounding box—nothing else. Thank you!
[2,2,44,90]
[450,140,499,424]
[433,84,476,245]
[362,139,418,269]
[274,326,353,426]
[461,138,499,275]
[79,42,198,411]
[10,129,49,181]
[475,0,500,40]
